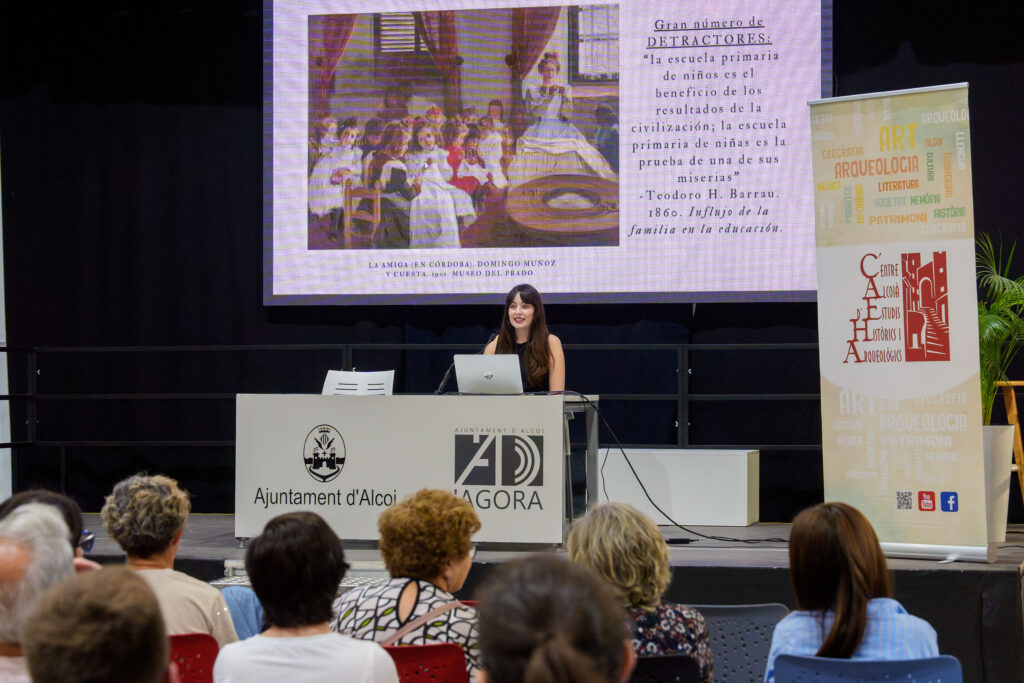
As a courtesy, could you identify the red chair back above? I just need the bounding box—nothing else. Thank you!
[384,643,469,683]
[169,633,219,683]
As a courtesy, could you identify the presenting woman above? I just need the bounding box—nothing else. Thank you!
[484,284,565,392]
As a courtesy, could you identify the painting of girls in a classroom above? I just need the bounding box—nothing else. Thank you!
[307,5,619,250]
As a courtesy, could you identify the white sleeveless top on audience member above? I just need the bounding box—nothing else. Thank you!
[213,632,398,683]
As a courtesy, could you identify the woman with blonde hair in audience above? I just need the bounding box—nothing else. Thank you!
[332,489,481,678]
[476,554,636,683]
[101,473,237,647]
[763,501,938,682]
[567,502,713,682]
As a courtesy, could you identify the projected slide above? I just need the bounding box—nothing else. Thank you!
[266,0,828,304]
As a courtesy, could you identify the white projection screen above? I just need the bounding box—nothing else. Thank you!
[264,0,833,304]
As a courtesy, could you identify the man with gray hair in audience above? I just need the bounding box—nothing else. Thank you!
[0,503,74,683]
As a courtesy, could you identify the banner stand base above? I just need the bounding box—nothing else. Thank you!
[880,542,995,564]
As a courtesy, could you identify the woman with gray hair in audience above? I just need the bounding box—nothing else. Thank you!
[568,502,713,682]
[0,502,74,683]
[102,472,237,646]
[0,489,101,572]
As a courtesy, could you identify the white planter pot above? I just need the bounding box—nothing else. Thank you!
[983,425,1014,544]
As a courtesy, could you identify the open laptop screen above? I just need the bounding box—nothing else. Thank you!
[453,354,524,395]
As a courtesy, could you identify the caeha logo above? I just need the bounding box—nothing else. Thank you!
[842,251,949,365]
[454,434,543,487]
[302,425,346,483]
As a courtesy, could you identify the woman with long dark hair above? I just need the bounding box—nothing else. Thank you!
[763,502,938,682]
[484,284,565,392]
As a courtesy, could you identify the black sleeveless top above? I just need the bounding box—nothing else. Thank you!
[516,340,548,392]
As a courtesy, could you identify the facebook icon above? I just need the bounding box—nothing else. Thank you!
[940,492,959,512]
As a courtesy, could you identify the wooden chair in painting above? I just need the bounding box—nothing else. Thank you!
[343,178,381,248]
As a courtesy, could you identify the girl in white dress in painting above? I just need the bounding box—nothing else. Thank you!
[308,122,363,239]
[404,121,466,248]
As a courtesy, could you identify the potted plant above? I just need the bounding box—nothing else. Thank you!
[976,232,1024,544]
[977,233,1024,424]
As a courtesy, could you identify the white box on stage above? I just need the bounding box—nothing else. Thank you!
[597,449,759,526]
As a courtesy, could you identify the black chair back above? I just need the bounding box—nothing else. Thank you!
[630,653,703,683]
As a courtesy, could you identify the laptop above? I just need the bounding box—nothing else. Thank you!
[453,354,524,394]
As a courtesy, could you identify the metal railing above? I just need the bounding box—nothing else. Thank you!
[1,342,823,493]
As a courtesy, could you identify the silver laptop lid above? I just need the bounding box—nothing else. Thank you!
[453,354,524,394]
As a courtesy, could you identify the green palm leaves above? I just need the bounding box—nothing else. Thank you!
[977,233,1024,424]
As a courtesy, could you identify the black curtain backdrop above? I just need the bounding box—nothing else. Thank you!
[1,2,1022,519]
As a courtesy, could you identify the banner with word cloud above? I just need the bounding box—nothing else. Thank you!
[810,84,988,559]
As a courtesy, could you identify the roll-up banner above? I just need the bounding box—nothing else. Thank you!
[809,84,991,562]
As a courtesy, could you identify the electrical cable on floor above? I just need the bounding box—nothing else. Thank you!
[555,390,787,545]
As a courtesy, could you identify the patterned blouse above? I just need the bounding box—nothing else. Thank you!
[331,578,480,678]
[631,602,714,683]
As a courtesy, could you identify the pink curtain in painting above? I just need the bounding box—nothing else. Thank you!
[308,15,357,116]
[415,11,464,116]
[506,7,561,137]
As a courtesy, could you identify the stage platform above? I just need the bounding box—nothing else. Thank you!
[83,514,1024,682]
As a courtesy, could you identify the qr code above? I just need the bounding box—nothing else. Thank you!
[896,491,913,510]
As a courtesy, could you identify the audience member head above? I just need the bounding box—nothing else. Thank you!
[477,554,635,683]
[567,502,670,612]
[101,473,191,559]
[789,501,891,658]
[23,566,175,683]
[0,489,86,556]
[0,503,73,645]
[378,489,480,592]
[246,511,348,629]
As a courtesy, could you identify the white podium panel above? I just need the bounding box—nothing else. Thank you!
[598,448,759,526]
[235,394,565,543]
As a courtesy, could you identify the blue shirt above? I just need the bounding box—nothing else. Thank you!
[763,598,938,682]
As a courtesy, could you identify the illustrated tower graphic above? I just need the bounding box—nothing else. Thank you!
[901,251,950,362]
